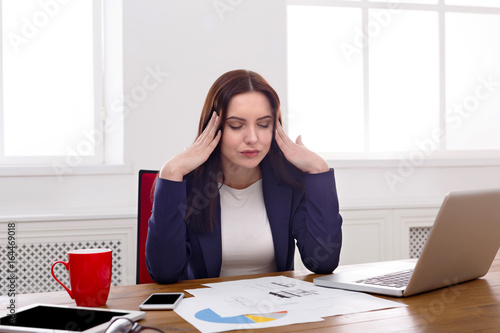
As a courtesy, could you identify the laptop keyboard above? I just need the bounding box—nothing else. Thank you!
[355,269,414,288]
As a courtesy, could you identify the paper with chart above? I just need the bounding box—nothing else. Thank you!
[174,297,324,333]
[174,276,406,332]
[199,276,405,317]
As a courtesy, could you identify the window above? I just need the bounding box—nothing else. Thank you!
[0,0,108,168]
[287,0,500,160]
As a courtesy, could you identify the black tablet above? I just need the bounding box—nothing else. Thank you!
[0,303,145,333]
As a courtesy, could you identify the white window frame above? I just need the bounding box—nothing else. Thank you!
[0,0,128,177]
[286,0,500,168]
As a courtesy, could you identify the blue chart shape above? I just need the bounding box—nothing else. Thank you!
[195,308,255,324]
[194,308,288,324]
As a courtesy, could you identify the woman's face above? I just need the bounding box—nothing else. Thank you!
[220,91,274,175]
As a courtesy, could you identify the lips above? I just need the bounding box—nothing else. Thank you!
[241,149,260,158]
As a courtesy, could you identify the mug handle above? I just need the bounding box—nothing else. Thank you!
[51,260,73,299]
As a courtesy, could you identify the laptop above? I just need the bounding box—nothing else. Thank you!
[314,188,500,297]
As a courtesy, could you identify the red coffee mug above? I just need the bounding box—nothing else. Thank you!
[51,248,112,307]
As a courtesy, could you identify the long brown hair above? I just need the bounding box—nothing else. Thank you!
[184,69,303,232]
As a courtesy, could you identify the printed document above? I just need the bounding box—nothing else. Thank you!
[174,276,406,333]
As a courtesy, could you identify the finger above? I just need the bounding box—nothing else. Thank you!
[276,122,294,148]
[295,135,304,147]
[195,113,215,142]
[275,121,284,141]
[205,112,220,139]
[274,125,285,149]
[197,112,219,147]
[207,130,222,151]
[196,129,221,163]
[199,115,221,152]
[275,123,289,150]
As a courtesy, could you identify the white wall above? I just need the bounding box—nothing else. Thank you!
[0,0,287,216]
[1,0,500,229]
[122,0,288,178]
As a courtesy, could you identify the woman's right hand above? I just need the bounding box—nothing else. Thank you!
[159,112,222,181]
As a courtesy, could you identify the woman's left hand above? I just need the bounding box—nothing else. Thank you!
[275,121,330,174]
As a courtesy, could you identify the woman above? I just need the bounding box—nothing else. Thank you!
[146,70,342,284]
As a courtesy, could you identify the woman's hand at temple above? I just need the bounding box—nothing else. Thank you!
[275,121,330,174]
[160,112,221,181]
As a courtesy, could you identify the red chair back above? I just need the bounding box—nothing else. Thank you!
[137,170,158,284]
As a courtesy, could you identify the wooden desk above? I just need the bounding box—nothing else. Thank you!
[3,251,500,332]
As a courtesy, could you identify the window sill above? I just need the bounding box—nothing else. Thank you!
[0,163,133,177]
[0,206,137,223]
[329,158,500,169]
[340,196,443,211]
[323,151,500,169]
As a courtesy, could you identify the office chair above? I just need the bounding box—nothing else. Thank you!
[136,169,158,284]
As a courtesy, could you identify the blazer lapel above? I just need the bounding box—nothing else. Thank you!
[263,179,292,272]
[196,197,222,278]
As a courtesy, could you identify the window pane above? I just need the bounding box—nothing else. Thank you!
[287,5,364,153]
[2,0,95,156]
[445,0,500,8]
[369,10,439,152]
[445,13,500,150]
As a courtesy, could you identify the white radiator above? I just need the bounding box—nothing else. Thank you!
[1,240,123,295]
[409,226,432,259]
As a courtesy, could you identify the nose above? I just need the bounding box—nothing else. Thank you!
[244,125,258,144]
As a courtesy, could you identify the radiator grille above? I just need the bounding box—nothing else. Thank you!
[0,240,122,295]
[409,226,432,259]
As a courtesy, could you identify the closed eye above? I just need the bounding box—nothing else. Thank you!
[257,120,272,128]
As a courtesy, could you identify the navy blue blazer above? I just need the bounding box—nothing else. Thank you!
[146,158,343,284]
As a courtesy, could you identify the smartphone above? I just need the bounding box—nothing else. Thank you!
[139,292,184,310]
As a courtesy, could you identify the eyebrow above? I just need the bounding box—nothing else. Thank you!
[226,115,273,121]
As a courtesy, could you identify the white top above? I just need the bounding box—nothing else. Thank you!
[218,179,277,277]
